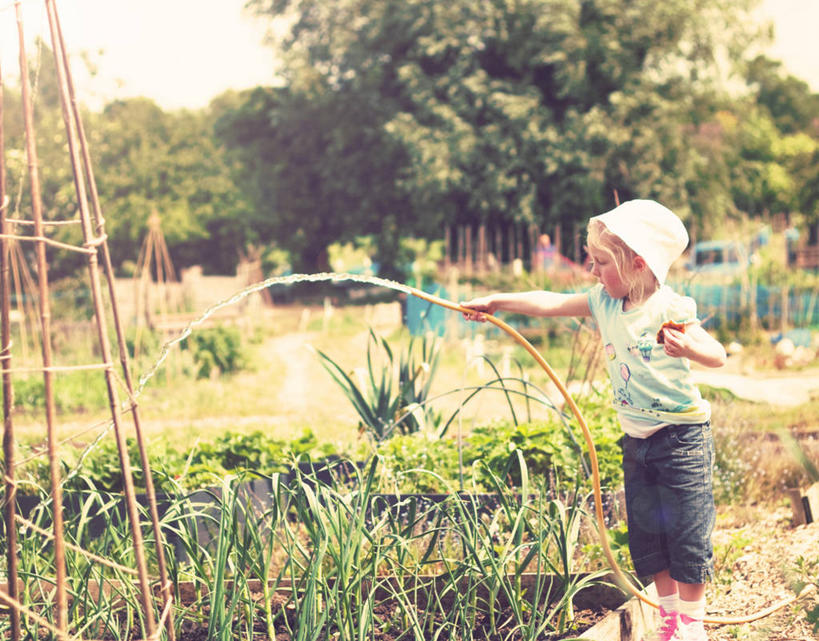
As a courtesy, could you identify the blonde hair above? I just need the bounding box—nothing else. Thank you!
[587,219,659,302]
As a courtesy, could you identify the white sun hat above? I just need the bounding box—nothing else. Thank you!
[590,199,689,285]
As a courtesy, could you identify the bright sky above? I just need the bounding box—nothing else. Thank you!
[0,0,278,110]
[758,0,819,92]
[0,0,817,111]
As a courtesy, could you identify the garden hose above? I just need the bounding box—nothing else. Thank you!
[405,285,817,626]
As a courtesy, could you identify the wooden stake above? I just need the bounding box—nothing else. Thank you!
[48,3,175,634]
[45,0,158,635]
[15,3,69,634]
[0,52,22,641]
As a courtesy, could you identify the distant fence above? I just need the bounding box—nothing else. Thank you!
[405,281,819,336]
[674,281,819,330]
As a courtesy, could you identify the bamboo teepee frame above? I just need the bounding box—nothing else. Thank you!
[1,2,174,639]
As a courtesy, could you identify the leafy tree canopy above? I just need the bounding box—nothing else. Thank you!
[240,0,777,267]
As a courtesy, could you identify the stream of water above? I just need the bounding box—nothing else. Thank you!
[136,272,419,395]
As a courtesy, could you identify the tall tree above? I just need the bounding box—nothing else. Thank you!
[216,86,412,274]
[89,97,251,275]
[244,0,767,259]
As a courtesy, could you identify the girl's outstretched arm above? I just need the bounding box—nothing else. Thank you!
[461,291,591,321]
[661,323,727,368]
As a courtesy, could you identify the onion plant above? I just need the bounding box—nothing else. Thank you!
[3,447,613,640]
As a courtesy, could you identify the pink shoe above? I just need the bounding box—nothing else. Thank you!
[642,607,682,641]
[678,614,708,640]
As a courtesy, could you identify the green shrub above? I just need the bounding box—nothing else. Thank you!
[41,429,335,494]
[180,325,247,378]
[375,433,461,493]
[464,414,623,492]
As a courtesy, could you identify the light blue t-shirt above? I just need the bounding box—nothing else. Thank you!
[587,284,710,435]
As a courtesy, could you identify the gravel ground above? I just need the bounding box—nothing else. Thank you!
[705,506,818,641]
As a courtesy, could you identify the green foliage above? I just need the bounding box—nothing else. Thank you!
[61,437,176,494]
[26,383,625,496]
[241,0,780,266]
[38,429,331,494]
[370,394,624,494]
[786,555,819,634]
[464,413,623,492]
[713,529,755,585]
[9,370,110,414]
[402,237,446,286]
[315,329,442,440]
[375,433,461,494]
[180,325,247,378]
[190,429,323,475]
[328,236,377,273]
[91,97,253,276]
[216,86,412,273]
[6,4,817,280]
[582,520,632,574]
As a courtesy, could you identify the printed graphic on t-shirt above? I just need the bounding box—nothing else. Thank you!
[635,331,654,362]
[615,362,633,406]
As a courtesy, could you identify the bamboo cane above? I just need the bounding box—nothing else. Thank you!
[43,0,158,636]
[46,1,175,635]
[15,2,69,635]
[0,53,23,641]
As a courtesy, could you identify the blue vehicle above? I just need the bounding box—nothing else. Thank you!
[687,240,747,275]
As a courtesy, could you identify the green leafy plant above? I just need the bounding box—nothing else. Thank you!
[41,429,333,495]
[315,329,441,441]
[180,325,247,378]
[464,415,623,493]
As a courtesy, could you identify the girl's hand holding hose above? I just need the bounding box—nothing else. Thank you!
[460,296,496,322]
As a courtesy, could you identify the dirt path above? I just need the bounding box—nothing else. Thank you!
[692,364,819,407]
[707,506,819,641]
[259,330,362,433]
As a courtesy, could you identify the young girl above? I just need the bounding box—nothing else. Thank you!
[461,200,726,641]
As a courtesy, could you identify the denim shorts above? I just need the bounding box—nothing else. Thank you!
[621,421,715,584]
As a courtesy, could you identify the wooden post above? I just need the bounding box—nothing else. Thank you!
[574,222,581,265]
[0,53,22,641]
[781,284,789,332]
[456,225,463,270]
[750,274,759,334]
[465,225,473,276]
[46,0,165,634]
[516,224,523,263]
[478,224,487,274]
[16,5,69,632]
[444,226,451,271]
[529,224,538,273]
[788,483,819,525]
[507,224,515,274]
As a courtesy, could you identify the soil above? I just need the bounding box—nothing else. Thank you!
[173,599,611,641]
[705,506,819,641]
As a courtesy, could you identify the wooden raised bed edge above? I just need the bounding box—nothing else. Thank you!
[1,573,657,640]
